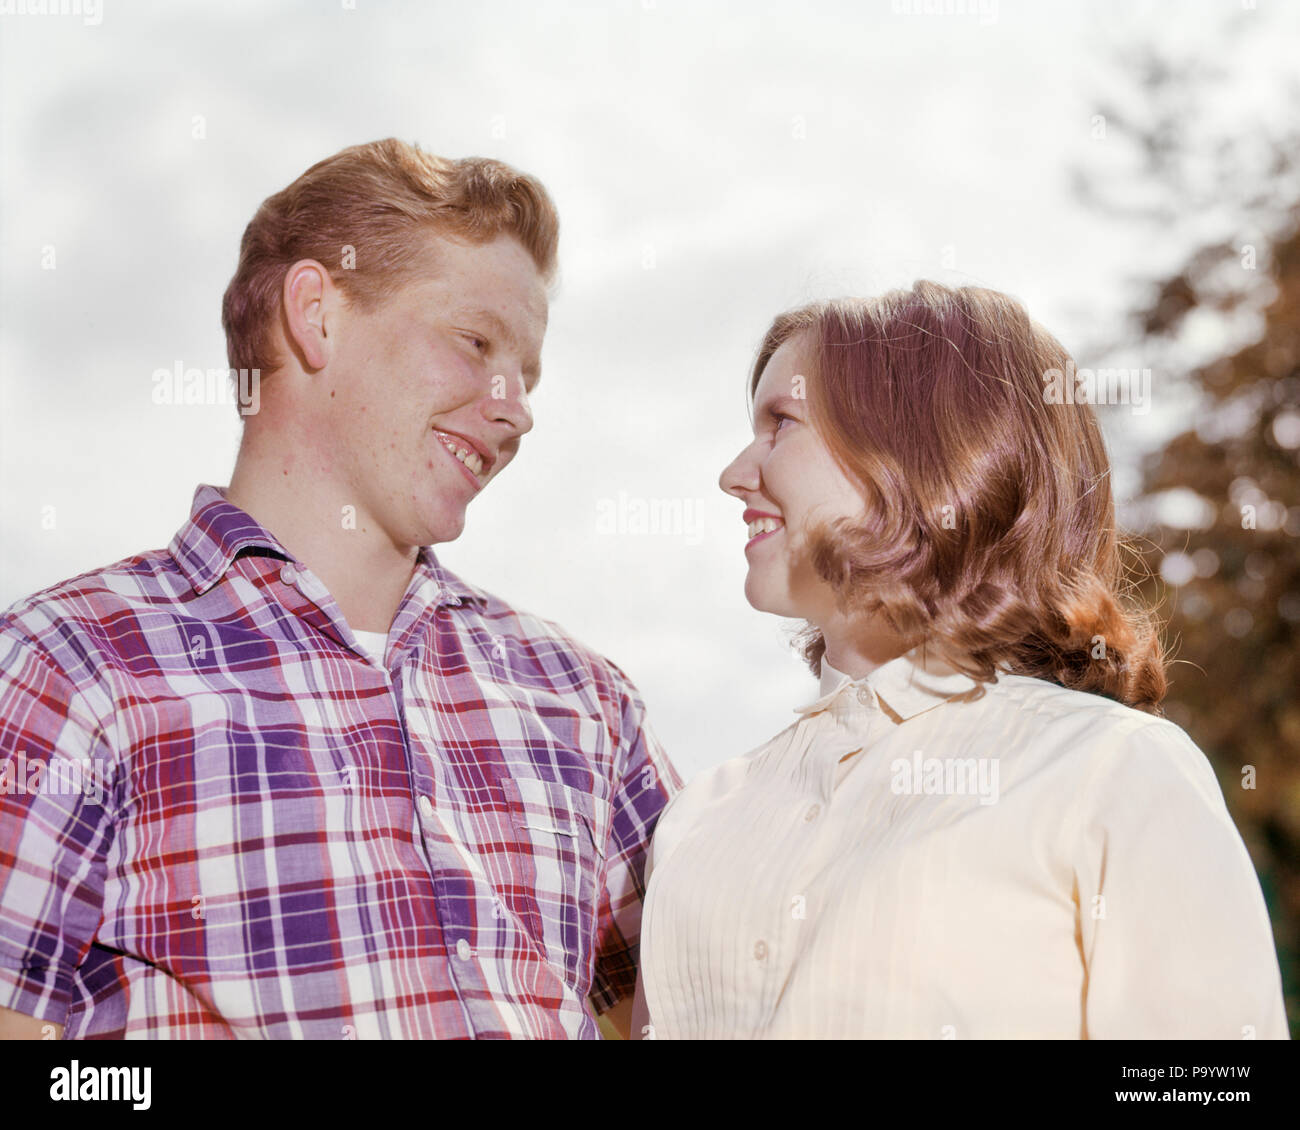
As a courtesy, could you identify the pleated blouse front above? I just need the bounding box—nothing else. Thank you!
[632,644,1289,1039]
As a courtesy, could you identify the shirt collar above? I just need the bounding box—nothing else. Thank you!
[168,483,486,606]
[794,640,984,722]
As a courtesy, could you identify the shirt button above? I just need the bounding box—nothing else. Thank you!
[804,803,821,822]
[418,795,434,819]
[753,940,768,961]
[279,565,297,586]
[455,938,472,961]
[856,686,874,706]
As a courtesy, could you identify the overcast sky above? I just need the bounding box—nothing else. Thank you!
[2,0,1296,778]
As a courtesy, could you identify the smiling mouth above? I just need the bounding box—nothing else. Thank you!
[745,516,784,547]
[432,429,487,485]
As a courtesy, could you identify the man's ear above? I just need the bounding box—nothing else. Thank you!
[280,260,334,371]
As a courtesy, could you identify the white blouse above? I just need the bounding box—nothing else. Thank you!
[632,643,1289,1039]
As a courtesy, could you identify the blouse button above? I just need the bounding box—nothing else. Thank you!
[418,795,434,820]
[279,565,297,586]
[804,804,821,823]
[856,686,874,706]
[456,938,473,961]
[753,939,768,961]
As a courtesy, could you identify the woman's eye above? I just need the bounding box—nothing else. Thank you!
[465,334,488,353]
[773,412,793,432]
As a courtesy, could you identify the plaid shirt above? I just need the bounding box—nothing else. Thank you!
[0,484,680,1038]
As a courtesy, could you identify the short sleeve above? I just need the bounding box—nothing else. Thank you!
[1072,719,1289,1039]
[0,629,116,1025]
[587,665,683,1015]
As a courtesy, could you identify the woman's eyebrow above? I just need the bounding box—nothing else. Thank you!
[755,394,802,418]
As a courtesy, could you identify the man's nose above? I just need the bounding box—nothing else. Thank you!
[488,373,534,436]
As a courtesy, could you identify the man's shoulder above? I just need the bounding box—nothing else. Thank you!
[442,568,640,698]
[0,548,180,652]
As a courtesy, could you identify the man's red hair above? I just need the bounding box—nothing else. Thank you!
[221,138,559,379]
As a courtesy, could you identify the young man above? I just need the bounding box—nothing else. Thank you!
[0,139,680,1039]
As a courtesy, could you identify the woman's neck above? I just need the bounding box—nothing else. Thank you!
[819,609,918,682]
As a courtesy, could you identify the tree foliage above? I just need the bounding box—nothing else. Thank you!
[1079,35,1300,1035]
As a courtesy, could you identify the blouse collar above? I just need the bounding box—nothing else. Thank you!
[794,640,986,722]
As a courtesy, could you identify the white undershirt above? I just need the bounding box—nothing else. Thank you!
[352,629,389,664]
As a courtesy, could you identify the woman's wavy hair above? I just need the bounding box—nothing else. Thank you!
[751,280,1168,714]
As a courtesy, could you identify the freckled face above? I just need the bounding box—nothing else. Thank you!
[320,232,547,547]
[718,335,867,619]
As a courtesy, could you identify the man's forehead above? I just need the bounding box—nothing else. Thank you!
[413,239,547,326]
[417,229,543,281]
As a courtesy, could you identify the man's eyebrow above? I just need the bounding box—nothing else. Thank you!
[455,307,516,345]
[456,307,542,387]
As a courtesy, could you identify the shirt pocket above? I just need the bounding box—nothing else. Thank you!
[499,773,612,989]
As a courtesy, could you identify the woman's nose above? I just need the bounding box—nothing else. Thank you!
[719,445,758,498]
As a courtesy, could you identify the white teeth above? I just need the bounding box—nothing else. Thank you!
[434,431,485,477]
[747,517,783,539]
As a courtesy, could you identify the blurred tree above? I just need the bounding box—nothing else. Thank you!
[1132,210,1300,1039]
[1077,27,1300,1036]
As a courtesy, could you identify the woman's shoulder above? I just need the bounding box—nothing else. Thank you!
[647,726,792,880]
[974,672,1227,807]
[986,671,1201,751]
[988,675,1237,840]
[660,733,780,818]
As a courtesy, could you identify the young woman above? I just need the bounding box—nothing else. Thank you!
[631,281,1289,1039]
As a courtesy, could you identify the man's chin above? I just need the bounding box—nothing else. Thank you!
[415,503,468,547]
[423,520,466,546]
